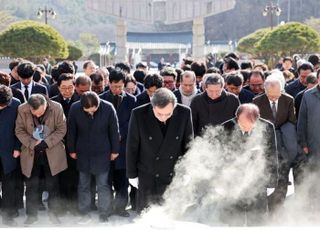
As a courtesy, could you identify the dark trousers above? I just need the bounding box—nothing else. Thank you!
[14,159,24,210]
[25,156,60,217]
[59,155,78,212]
[108,162,128,212]
[78,171,111,215]
[0,159,16,218]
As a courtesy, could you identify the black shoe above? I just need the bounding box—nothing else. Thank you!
[2,217,17,227]
[114,210,130,217]
[24,216,38,226]
[99,214,109,223]
[48,212,61,225]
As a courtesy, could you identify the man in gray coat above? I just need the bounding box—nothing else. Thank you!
[297,69,320,210]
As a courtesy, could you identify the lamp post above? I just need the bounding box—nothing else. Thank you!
[37,6,56,24]
[262,2,281,30]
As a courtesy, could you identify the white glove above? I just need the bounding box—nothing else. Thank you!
[129,177,139,189]
[267,188,275,196]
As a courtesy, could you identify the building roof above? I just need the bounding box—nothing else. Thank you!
[127,31,192,44]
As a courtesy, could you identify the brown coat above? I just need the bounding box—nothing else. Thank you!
[15,99,67,178]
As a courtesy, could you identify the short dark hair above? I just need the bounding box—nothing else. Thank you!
[115,62,130,74]
[223,57,240,71]
[283,56,293,63]
[58,61,75,76]
[249,70,265,81]
[135,62,147,69]
[226,73,244,87]
[190,61,206,77]
[57,73,75,86]
[0,85,13,106]
[125,75,137,87]
[109,70,126,83]
[224,52,240,60]
[297,62,314,74]
[33,68,43,83]
[144,73,163,89]
[240,61,253,70]
[204,73,224,88]
[0,71,11,86]
[83,60,95,70]
[17,61,36,79]
[89,72,104,85]
[9,59,22,71]
[80,91,100,109]
[75,76,92,87]
[206,67,221,74]
[308,54,320,66]
[133,70,146,84]
[51,65,60,82]
[151,88,177,108]
[160,67,177,80]
[28,94,46,110]
[240,70,251,83]
[183,57,194,65]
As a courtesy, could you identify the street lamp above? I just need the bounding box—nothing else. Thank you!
[263,2,281,30]
[37,6,56,24]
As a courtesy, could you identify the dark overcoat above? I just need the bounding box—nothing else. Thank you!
[67,100,120,174]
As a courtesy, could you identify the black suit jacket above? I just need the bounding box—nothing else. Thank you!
[135,91,150,107]
[253,93,296,129]
[51,93,80,118]
[126,103,194,184]
[11,81,48,97]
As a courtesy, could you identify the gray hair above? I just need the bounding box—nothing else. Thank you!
[204,73,224,88]
[236,103,260,123]
[264,76,282,91]
[28,94,47,110]
[181,70,196,82]
[151,88,177,108]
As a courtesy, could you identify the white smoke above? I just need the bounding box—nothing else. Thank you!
[139,123,272,226]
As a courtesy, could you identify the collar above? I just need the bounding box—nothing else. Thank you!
[21,80,33,88]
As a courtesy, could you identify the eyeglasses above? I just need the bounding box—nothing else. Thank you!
[60,86,74,91]
[164,80,174,85]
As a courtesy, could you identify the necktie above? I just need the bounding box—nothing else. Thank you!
[112,95,119,110]
[24,85,29,101]
[271,101,277,121]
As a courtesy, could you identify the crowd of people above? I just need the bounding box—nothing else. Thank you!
[0,52,320,226]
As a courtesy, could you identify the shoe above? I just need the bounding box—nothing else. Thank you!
[78,214,92,225]
[2,217,17,227]
[114,210,130,217]
[48,212,61,225]
[24,216,38,226]
[99,214,109,223]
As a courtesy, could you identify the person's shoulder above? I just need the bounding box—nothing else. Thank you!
[280,92,294,101]
[173,89,181,96]
[258,117,275,130]
[10,97,21,107]
[100,98,114,109]
[175,103,191,113]
[10,82,20,89]
[221,118,237,129]
[133,103,151,114]
[252,93,267,102]
[125,92,136,102]
[99,90,111,99]
[285,78,298,89]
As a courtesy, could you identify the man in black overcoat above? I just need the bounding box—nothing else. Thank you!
[126,88,194,213]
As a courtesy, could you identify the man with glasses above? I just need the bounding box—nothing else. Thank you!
[161,67,177,91]
[126,88,193,213]
[244,70,265,96]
